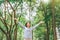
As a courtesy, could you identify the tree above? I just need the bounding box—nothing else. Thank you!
[51,0,57,40]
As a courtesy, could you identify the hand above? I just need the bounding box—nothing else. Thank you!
[40,21,44,24]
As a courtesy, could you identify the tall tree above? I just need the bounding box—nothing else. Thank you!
[51,0,57,40]
[40,1,49,40]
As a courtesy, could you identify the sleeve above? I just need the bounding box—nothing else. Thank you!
[30,22,41,30]
[18,22,26,29]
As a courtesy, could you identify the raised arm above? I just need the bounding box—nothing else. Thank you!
[18,22,26,29]
[31,21,44,30]
[14,18,26,29]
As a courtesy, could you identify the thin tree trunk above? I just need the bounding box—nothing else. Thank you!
[46,22,49,40]
[6,32,11,40]
[43,3,49,40]
[40,0,50,40]
[14,8,17,40]
[51,0,57,40]
[14,26,17,40]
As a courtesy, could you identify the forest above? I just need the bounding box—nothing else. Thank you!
[0,0,60,40]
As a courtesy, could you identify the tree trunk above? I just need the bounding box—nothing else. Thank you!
[44,5,49,40]
[14,26,17,40]
[6,33,11,40]
[51,0,57,40]
[40,1,49,40]
[46,22,49,40]
[13,8,17,40]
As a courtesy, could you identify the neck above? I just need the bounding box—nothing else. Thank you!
[27,27,30,28]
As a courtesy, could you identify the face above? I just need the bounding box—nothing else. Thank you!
[26,22,30,28]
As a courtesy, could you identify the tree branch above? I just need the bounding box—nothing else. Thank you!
[5,0,16,20]
[0,17,8,31]
[5,0,15,11]
[0,26,7,35]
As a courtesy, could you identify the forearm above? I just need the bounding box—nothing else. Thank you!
[18,22,26,29]
[31,21,44,30]
[33,22,41,28]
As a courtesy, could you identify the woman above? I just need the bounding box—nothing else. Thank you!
[15,18,44,40]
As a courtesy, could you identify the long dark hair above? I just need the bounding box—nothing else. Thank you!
[25,21,31,27]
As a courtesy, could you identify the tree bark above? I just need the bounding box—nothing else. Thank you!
[14,26,17,40]
[6,33,11,40]
[51,0,57,40]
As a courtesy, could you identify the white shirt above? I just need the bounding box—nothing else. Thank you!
[24,27,32,38]
[18,22,41,38]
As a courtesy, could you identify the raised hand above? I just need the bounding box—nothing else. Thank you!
[39,21,44,24]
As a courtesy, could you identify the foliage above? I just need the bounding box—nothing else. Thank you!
[0,0,60,40]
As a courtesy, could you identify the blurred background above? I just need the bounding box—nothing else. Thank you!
[0,0,60,40]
